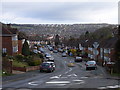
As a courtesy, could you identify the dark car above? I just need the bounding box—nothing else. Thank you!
[75,56,82,62]
[40,62,55,72]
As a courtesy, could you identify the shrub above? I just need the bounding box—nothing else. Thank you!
[2,53,7,57]
[30,51,35,55]
[28,60,41,66]
[27,55,42,66]
[15,54,24,62]
[39,53,44,58]
[12,60,28,67]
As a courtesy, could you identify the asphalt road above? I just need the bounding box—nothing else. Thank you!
[2,48,120,89]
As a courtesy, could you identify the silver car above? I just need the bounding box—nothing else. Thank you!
[85,61,97,70]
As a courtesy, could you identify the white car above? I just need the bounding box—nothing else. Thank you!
[45,53,51,58]
[48,56,54,62]
[62,52,67,57]
[85,61,97,70]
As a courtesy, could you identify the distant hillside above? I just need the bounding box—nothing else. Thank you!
[11,23,114,38]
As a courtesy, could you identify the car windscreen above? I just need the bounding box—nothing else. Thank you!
[41,63,50,66]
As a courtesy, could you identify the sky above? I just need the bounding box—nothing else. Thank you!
[1,0,119,24]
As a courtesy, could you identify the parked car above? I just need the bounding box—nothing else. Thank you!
[85,61,97,70]
[75,56,82,62]
[39,48,45,53]
[58,48,63,52]
[48,56,54,62]
[62,52,67,57]
[40,62,55,72]
[48,47,53,51]
[53,50,58,53]
[45,53,52,58]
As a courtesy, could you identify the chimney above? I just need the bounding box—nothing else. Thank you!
[7,24,11,28]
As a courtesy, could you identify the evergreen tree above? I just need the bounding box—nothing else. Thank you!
[55,34,60,46]
[22,39,30,56]
[113,25,120,73]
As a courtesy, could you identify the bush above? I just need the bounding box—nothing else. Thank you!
[39,53,44,58]
[30,51,35,55]
[2,53,7,57]
[27,55,42,66]
[28,60,41,66]
[2,69,12,76]
[15,54,24,62]
[12,60,28,67]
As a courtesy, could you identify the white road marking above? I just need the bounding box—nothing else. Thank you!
[28,82,38,86]
[73,74,77,76]
[69,68,72,72]
[52,84,67,86]
[58,74,62,77]
[72,80,83,82]
[106,85,120,88]
[65,71,69,74]
[46,81,70,84]
[74,81,85,84]
[50,76,60,79]
[68,74,77,77]
[97,85,120,89]
[80,77,88,79]
[61,77,68,78]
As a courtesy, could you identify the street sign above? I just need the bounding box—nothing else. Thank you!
[93,42,99,49]
[93,49,99,55]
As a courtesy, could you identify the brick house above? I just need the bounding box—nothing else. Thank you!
[1,24,18,55]
[99,37,118,65]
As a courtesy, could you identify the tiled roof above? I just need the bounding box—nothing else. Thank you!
[2,24,18,35]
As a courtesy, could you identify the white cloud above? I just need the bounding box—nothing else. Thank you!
[1,0,120,2]
[1,2,118,24]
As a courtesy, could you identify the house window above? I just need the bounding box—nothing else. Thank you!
[2,48,7,53]
[13,46,18,53]
[100,48,103,58]
[12,35,18,41]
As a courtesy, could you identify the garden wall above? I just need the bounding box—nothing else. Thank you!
[12,66,39,72]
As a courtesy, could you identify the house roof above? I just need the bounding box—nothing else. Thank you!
[100,37,118,48]
[2,24,18,36]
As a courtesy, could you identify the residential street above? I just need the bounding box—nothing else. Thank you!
[2,48,120,89]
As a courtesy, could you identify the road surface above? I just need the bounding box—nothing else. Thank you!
[2,48,120,89]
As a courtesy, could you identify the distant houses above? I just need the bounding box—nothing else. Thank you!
[80,36,118,66]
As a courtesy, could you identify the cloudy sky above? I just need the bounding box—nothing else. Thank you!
[1,0,119,24]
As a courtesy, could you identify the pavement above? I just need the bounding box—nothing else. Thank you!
[12,70,25,74]
[2,70,39,84]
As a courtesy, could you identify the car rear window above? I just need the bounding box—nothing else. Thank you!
[87,61,96,64]
[42,63,50,66]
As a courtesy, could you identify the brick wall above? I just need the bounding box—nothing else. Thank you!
[2,36,12,55]
[12,66,40,72]
[2,58,12,74]
[18,40,22,54]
